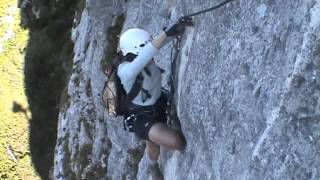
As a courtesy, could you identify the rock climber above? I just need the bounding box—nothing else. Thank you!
[116,18,193,179]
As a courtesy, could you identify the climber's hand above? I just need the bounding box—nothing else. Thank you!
[164,17,194,37]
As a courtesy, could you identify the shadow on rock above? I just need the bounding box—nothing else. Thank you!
[19,0,79,178]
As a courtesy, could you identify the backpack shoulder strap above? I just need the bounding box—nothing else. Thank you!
[125,73,143,103]
[114,55,150,104]
[114,58,144,104]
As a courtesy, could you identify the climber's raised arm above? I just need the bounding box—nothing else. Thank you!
[118,18,193,81]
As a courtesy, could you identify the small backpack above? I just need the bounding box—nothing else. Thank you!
[103,58,143,117]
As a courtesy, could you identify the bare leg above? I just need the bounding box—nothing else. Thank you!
[148,123,186,151]
[146,141,163,180]
[146,141,160,162]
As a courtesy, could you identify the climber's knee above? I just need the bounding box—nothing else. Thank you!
[149,123,186,151]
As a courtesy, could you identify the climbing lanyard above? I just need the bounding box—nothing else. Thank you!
[167,0,235,115]
[168,0,235,95]
[169,37,181,97]
[165,37,181,125]
[182,0,236,19]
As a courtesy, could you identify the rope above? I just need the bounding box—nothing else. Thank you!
[182,0,236,19]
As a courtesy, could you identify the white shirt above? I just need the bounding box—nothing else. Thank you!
[117,42,162,106]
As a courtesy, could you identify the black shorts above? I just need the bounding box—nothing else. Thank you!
[128,95,167,140]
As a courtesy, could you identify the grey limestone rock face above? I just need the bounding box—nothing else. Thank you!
[54,0,320,179]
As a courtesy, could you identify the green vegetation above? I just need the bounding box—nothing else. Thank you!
[0,0,40,179]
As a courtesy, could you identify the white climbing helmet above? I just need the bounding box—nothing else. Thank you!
[119,28,152,56]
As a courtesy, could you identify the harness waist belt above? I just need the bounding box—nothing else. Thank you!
[127,95,165,117]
